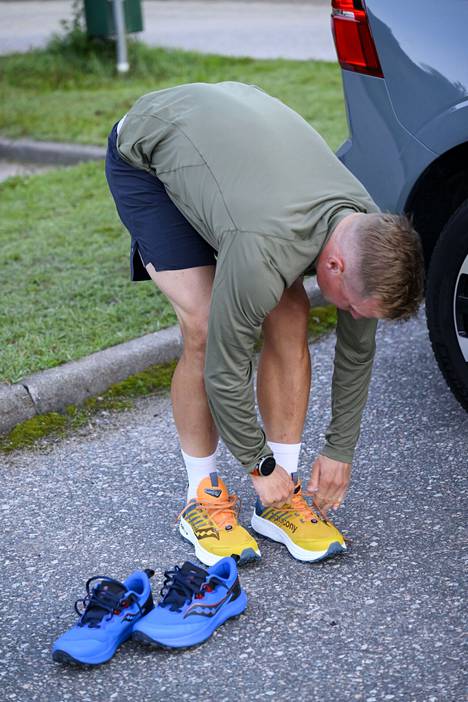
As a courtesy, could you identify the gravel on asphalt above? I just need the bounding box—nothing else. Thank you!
[1,311,466,701]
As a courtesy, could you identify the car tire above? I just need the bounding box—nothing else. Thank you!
[426,199,468,412]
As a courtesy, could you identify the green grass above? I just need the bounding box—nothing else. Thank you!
[0,37,346,383]
[0,37,347,149]
[0,307,336,453]
[0,160,177,383]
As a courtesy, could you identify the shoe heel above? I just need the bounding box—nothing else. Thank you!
[223,589,248,621]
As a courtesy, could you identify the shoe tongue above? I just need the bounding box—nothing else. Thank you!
[180,561,208,579]
[162,562,207,611]
[197,472,228,502]
[82,580,127,626]
[289,472,302,495]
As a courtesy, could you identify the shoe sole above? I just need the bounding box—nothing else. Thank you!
[52,650,90,666]
[251,512,346,562]
[132,590,248,649]
[52,634,128,666]
[179,517,261,567]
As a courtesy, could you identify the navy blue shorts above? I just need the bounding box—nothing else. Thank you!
[105,122,217,281]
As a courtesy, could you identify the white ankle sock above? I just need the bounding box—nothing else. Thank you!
[181,447,218,501]
[267,441,302,476]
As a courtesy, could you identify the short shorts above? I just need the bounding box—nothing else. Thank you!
[105,122,217,281]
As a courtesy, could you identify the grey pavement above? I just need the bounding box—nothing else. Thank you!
[0,0,337,60]
[1,311,467,701]
[0,160,51,181]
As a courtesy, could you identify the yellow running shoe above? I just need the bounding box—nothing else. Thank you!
[178,473,261,567]
[251,482,346,562]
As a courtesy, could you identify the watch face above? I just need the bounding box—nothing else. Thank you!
[260,456,276,476]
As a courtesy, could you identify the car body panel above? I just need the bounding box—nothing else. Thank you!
[335,0,468,213]
[415,99,468,156]
[336,71,436,212]
[333,0,468,407]
[364,0,468,146]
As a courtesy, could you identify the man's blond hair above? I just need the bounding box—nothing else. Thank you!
[353,212,425,320]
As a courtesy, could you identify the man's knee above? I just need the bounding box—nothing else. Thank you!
[179,313,210,355]
[144,264,214,357]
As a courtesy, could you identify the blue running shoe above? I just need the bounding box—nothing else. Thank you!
[132,557,247,649]
[52,568,155,665]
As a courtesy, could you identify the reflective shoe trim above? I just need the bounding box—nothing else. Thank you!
[251,512,345,562]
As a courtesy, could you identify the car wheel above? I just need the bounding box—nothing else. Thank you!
[426,199,468,411]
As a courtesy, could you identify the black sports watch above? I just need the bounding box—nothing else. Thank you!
[251,454,276,477]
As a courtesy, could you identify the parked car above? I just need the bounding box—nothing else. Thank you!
[330,0,468,410]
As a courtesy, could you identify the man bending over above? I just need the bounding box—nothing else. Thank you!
[105,82,424,565]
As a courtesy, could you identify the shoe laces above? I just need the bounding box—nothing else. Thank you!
[177,492,240,530]
[74,576,143,628]
[280,482,327,524]
[300,487,352,544]
[159,562,225,612]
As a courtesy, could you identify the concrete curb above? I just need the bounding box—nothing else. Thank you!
[0,137,105,166]
[0,278,325,436]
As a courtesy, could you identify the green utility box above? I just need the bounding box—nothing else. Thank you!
[84,0,143,38]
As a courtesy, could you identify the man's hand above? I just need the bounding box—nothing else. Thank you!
[306,455,351,517]
[250,464,294,507]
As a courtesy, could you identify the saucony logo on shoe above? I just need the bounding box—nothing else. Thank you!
[267,511,297,533]
[204,488,222,498]
[177,475,261,566]
[184,511,220,541]
[184,578,241,619]
[131,557,248,648]
[195,526,220,541]
[279,519,297,534]
[251,485,346,563]
[122,612,138,623]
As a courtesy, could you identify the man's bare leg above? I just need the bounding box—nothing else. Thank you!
[145,262,261,565]
[257,278,311,445]
[145,263,218,457]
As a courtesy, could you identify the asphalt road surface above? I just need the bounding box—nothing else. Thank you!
[1,311,467,701]
[0,0,337,60]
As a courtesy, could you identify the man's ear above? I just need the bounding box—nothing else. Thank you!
[327,254,345,275]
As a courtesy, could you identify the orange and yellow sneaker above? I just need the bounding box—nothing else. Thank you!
[251,482,346,562]
[178,473,261,567]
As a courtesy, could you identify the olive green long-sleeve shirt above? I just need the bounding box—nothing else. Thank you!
[117,82,379,471]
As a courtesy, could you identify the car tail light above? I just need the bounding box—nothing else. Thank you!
[331,0,383,77]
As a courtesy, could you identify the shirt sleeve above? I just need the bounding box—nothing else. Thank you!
[321,309,377,463]
[204,234,286,472]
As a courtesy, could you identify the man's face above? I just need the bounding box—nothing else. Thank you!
[316,262,383,320]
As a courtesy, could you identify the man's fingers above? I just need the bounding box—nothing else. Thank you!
[313,492,340,518]
[333,489,346,510]
[331,486,347,510]
[307,462,320,492]
[307,455,351,516]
